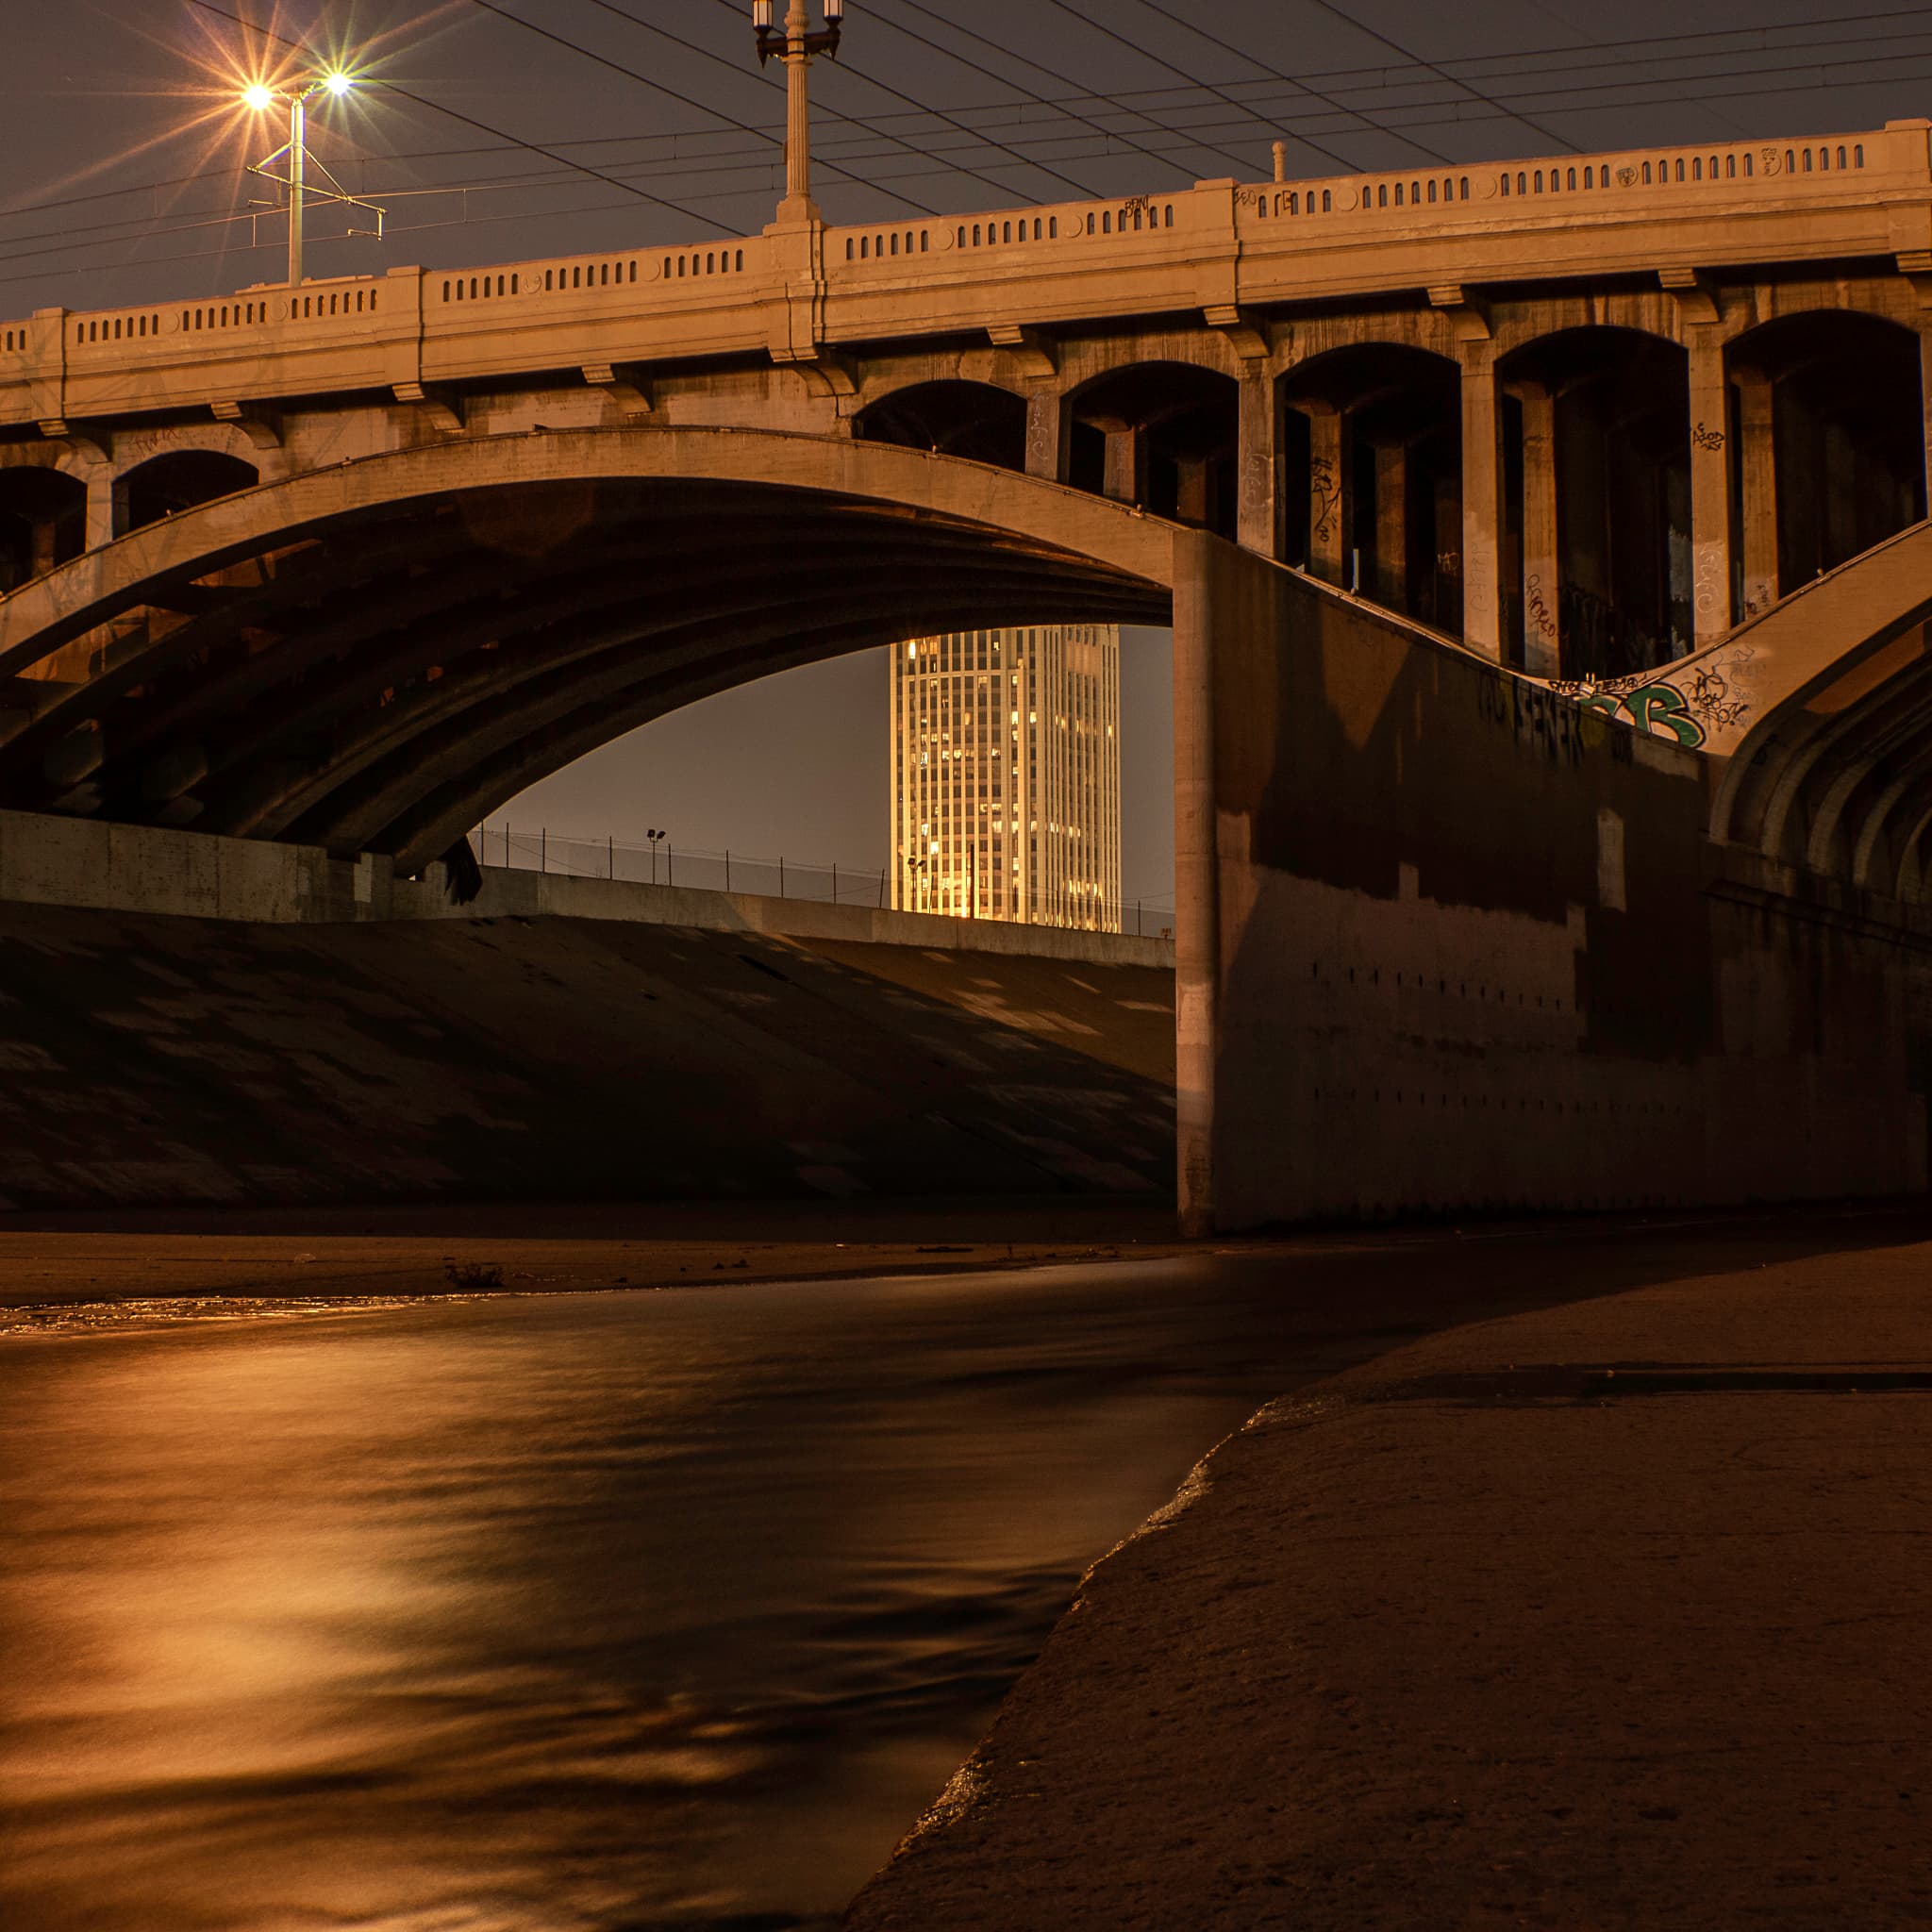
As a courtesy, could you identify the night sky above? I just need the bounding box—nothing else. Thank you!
[4,1,1919,897]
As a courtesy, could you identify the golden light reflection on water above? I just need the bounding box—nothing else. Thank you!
[0,1267,1264,1930]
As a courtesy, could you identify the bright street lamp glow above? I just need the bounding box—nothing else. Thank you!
[323,73,354,96]
[242,83,276,111]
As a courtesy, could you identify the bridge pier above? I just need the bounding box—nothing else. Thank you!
[1024,389,1069,484]
[1304,402,1351,586]
[1687,330,1736,645]
[1734,371,1779,617]
[1515,380,1560,676]
[1236,371,1282,560]
[1171,531,1221,1238]
[1458,349,1507,659]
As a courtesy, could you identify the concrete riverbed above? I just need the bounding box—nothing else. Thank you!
[2,1205,1924,1929]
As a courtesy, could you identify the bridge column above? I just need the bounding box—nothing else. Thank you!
[1735,371,1779,619]
[1237,371,1281,559]
[1516,382,1560,676]
[1372,441,1407,610]
[1172,531,1219,1237]
[1024,389,1069,484]
[1686,331,1736,646]
[1175,458,1210,526]
[86,472,117,550]
[1101,425,1145,507]
[1305,402,1351,587]
[1458,348,1507,659]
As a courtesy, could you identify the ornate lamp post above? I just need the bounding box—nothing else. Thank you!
[241,71,385,288]
[751,0,844,222]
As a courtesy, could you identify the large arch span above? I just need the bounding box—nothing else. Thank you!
[0,426,1174,872]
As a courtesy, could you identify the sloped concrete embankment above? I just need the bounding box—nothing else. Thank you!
[0,901,1174,1212]
[844,1234,1932,1931]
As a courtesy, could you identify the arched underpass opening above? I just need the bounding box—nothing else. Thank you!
[1500,328,1690,679]
[1727,311,1926,614]
[115,450,259,535]
[853,381,1027,471]
[1280,346,1462,629]
[0,468,86,592]
[1067,363,1239,540]
[0,453,1171,877]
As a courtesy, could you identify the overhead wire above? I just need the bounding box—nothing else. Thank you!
[853,0,1307,182]
[464,0,952,216]
[1020,0,1452,167]
[8,4,1932,297]
[694,0,1113,202]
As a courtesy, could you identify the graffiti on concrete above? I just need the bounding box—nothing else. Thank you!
[1524,571,1558,644]
[1690,421,1725,452]
[1309,456,1341,548]
[1548,672,1706,748]
[1477,672,1589,765]
[1544,643,1757,753]
[1685,643,1757,732]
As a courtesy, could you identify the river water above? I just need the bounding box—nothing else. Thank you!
[0,1237,1649,1930]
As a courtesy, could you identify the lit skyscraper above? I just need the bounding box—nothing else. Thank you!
[890,624,1121,930]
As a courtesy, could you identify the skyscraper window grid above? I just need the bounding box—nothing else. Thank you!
[890,625,1121,931]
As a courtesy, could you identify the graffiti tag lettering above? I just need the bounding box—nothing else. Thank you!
[1690,421,1725,452]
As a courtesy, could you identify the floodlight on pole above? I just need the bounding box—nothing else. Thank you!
[750,0,845,222]
[241,70,386,289]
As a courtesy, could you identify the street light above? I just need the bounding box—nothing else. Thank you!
[646,827,667,886]
[750,0,845,221]
[240,70,385,289]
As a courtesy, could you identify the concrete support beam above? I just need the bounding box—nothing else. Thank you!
[1686,331,1736,645]
[1458,348,1507,658]
[1736,372,1779,618]
[1025,388,1070,484]
[1918,328,1932,520]
[1171,532,1219,1238]
[87,473,116,549]
[1372,441,1407,612]
[986,324,1057,381]
[1102,425,1144,507]
[1237,372,1281,559]
[1517,384,1560,675]
[1306,403,1351,587]
[1175,458,1210,527]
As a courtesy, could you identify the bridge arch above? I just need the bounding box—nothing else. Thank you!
[1063,360,1241,540]
[114,448,261,538]
[0,466,87,592]
[1496,325,1692,678]
[853,380,1027,471]
[1725,308,1926,612]
[1707,520,1932,900]
[0,426,1174,867]
[1278,342,1462,626]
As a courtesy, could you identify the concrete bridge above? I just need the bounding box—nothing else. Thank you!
[4,122,1932,1232]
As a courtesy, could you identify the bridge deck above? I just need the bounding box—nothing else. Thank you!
[2,123,1924,432]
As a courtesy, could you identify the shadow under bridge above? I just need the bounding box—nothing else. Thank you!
[0,427,1175,874]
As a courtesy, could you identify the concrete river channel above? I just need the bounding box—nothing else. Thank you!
[0,1229,1749,1929]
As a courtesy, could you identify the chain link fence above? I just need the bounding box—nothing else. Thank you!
[475,824,1177,938]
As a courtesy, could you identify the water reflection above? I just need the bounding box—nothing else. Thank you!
[1,1262,1286,1931]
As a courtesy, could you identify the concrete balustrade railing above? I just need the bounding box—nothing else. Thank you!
[2,121,1926,434]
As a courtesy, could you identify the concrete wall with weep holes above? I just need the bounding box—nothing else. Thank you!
[1180,532,1932,1230]
[0,808,1174,972]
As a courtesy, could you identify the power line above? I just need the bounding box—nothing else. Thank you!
[1022,0,1452,168]
[694,0,1111,203]
[858,0,1306,183]
[465,0,951,217]
[1209,0,1581,154]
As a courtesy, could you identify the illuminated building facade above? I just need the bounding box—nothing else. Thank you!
[890,624,1121,930]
